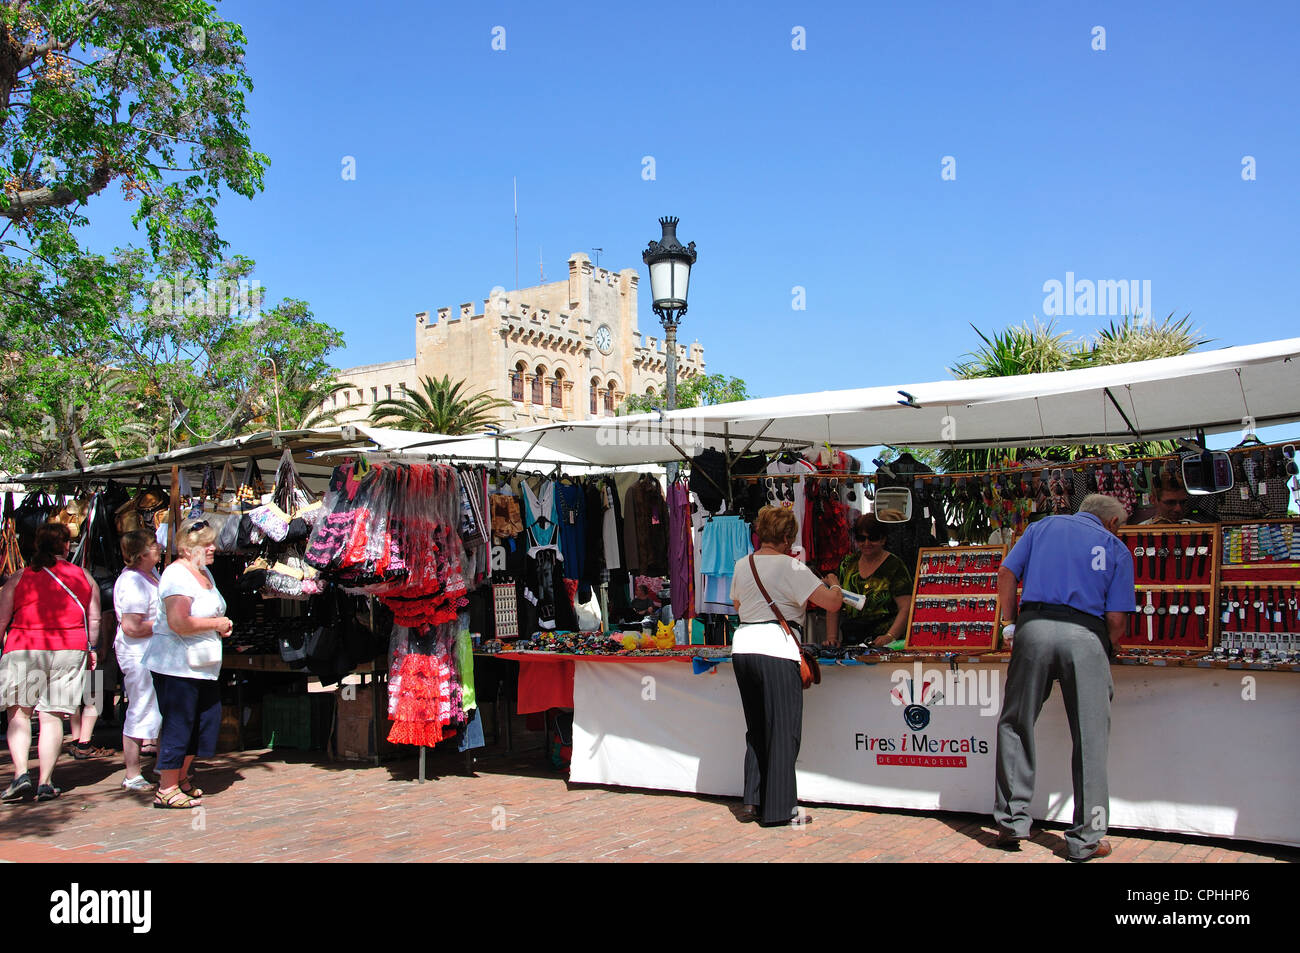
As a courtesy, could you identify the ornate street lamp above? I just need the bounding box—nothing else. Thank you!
[642,216,697,417]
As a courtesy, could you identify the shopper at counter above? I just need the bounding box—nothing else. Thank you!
[143,519,233,810]
[730,506,844,827]
[992,494,1134,862]
[822,513,912,648]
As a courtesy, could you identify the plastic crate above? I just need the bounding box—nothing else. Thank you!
[262,694,333,750]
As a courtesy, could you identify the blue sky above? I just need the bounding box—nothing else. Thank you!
[84,1,1299,441]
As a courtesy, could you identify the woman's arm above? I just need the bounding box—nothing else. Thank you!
[120,612,153,639]
[0,570,22,643]
[872,594,912,647]
[164,595,232,638]
[84,569,102,647]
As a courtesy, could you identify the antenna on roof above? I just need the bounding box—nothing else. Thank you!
[592,247,603,268]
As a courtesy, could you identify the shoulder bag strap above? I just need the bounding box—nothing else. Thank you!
[747,554,802,651]
[42,566,92,653]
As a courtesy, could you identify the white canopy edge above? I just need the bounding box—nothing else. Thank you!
[501,338,1300,467]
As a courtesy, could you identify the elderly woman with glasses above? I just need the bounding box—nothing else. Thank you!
[823,513,913,648]
[142,519,233,809]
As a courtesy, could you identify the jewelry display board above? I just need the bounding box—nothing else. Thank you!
[905,546,1006,651]
[1118,524,1219,650]
[1216,518,1300,660]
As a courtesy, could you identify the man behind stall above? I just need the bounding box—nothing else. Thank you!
[991,494,1135,862]
[1139,474,1192,525]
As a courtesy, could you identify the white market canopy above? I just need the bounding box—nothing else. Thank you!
[502,338,1300,467]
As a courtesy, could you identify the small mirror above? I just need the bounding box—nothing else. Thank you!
[873,487,912,522]
[1181,450,1234,495]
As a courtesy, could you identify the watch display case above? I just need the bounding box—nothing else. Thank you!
[1118,524,1219,650]
[905,546,1006,651]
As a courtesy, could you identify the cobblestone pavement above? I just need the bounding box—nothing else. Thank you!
[1,742,1294,863]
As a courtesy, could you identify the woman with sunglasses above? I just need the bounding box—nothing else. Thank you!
[823,513,913,648]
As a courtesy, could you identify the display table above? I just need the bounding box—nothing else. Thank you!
[567,657,1300,848]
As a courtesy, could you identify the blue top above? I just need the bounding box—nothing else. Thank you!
[1003,512,1135,618]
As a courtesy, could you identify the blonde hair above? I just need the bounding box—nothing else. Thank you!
[119,529,157,566]
[754,505,798,547]
[176,518,217,554]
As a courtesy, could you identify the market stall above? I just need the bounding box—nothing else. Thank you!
[471,339,1300,846]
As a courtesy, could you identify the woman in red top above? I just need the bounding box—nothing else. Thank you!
[0,521,101,802]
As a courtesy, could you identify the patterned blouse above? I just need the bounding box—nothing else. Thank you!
[835,551,913,640]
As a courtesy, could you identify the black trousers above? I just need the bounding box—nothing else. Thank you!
[733,653,803,825]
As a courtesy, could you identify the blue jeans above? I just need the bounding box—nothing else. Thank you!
[151,672,221,770]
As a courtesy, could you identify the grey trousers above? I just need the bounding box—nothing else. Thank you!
[993,617,1114,859]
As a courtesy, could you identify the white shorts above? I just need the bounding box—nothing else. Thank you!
[115,642,162,740]
[0,649,89,715]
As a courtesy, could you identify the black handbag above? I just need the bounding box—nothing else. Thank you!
[15,490,56,563]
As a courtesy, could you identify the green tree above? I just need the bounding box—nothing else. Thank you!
[619,372,751,415]
[368,375,511,435]
[0,0,269,472]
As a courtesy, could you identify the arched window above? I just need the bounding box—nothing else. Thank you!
[590,377,600,415]
[511,361,525,402]
[551,369,565,409]
[604,378,616,414]
[532,364,546,405]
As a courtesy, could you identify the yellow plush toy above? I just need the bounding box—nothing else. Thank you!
[621,633,639,652]
[654,621,676,650]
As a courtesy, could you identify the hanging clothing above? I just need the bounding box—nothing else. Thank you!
[582,480,605,589]
[555,481,586,582]
[699,515,753,615]
[764,456,816,562]
[520,479,561,556]
[624,477,669,575]
[601,479,624,571]
[875,453,949,575]
[667,482,695,620]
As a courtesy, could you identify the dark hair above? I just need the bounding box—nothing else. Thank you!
[31,521,72,569]
[854,513,888,540]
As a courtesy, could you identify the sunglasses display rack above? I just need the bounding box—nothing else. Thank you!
[1117,524,1219,651]
[1214,518,1300,661]
[905,546,1006,652]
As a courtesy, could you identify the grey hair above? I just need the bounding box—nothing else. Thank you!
[1078,493,1127,525]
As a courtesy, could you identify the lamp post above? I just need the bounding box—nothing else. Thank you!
[642,216,696,480]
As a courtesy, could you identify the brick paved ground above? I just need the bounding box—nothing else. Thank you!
[1,735,1295,863]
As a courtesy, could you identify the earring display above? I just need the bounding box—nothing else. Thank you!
[1117,524,1219,651]
[905,546,1006,651]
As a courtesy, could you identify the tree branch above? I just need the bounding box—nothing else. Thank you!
[0,157,113,218]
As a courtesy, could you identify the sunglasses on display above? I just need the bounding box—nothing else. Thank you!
[1284,445,1298,477]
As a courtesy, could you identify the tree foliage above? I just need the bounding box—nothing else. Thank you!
[937,313,1208,475]
[0,3,350,476]
[619,373,751,415]
[368,375,511,436]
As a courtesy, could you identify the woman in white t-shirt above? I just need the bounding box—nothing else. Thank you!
[113,531,164,791]
[730,506,844,827]
[142,519,233,810]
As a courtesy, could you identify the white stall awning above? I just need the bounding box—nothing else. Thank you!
[502,338,1300,466]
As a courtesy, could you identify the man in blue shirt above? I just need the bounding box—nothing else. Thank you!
[992,494,1135,862]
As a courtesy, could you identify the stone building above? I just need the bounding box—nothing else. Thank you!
[327,252,706,428]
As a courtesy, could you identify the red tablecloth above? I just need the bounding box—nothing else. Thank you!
[495,652,694,713]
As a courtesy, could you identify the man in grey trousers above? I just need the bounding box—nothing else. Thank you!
[992,494,1135,862]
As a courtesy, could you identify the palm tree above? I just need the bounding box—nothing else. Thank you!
[934,314,1208,540]
[368,374,511,435]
